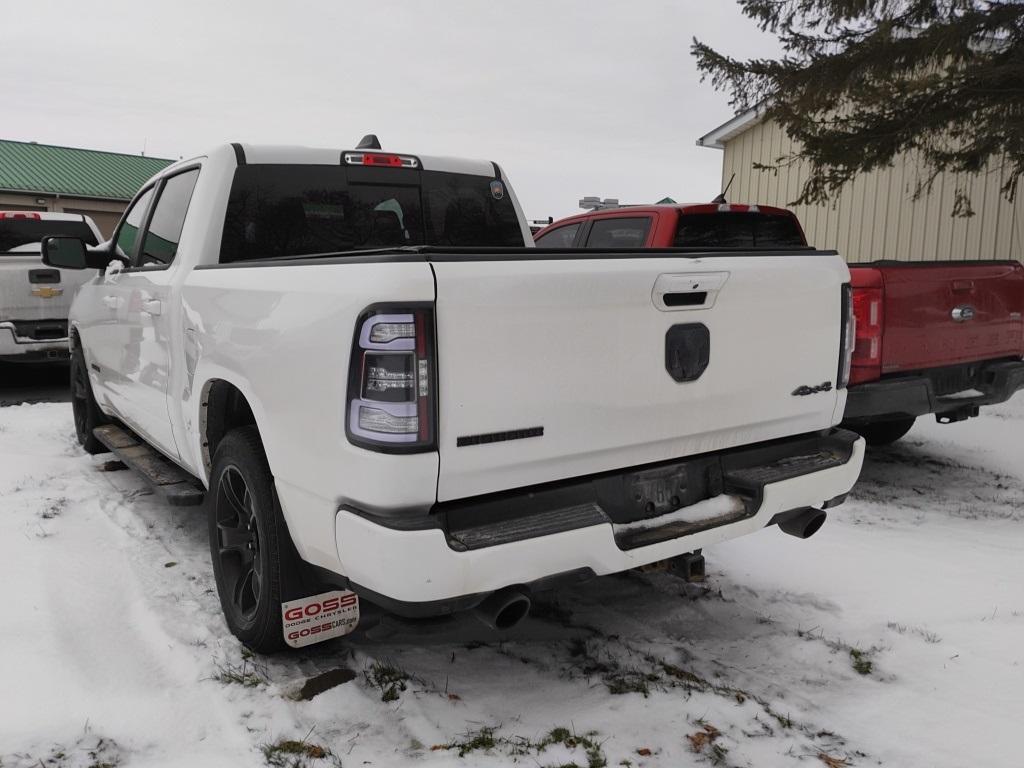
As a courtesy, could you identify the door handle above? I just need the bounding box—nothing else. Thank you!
[102,295,123,310]
[142,299,162,316]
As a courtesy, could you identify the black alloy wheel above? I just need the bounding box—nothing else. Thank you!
[70,343,107,454]
[207,426,286,653]
[214,465,265,624]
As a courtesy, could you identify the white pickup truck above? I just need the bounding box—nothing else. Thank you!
[43,141,865,653]
[0,211,101,363]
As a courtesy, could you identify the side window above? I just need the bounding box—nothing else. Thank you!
[583,217,652,248]
[534,223,581,248]
[138,169,200,267]
[113,187,155,259]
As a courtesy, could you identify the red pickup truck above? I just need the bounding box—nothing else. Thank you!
[534,204,1024,445]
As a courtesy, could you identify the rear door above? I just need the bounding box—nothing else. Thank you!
[432,252,849,500]
[114,167,201,459]
[877,263,1024,374]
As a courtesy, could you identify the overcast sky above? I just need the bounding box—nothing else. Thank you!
[2,0,780,221]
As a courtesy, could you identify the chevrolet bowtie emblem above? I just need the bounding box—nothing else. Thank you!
[32,286,64,299]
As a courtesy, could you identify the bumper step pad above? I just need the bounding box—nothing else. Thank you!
[448,502,608,551]
[93,424,205,507]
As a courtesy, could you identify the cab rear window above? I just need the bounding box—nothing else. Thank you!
[0,218,98,253]
[220,164,523,262]
[674,212,806,248]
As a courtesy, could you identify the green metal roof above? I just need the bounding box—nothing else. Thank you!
[0,140,173,201]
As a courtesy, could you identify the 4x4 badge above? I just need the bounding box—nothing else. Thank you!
[792,382,833,396]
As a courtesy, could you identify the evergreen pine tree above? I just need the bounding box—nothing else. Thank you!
[693,1,1024,213]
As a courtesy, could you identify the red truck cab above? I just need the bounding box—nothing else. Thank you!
[535,204,1024,445]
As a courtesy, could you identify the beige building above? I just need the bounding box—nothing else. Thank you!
[0,139,173,238]
[698,109,1023,263]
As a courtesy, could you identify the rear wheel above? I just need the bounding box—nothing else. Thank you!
[854,417,916,447]
[70,343,108,454]
[208,427,287,654]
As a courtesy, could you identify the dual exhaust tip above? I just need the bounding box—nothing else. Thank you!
[470,508,826,631]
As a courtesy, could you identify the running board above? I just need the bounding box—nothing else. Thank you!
[92,424,205,507]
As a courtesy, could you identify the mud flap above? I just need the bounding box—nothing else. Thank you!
[282,590,360,648]
[272,484,359,647]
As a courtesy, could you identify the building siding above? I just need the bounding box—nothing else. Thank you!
[718,119,1022,263]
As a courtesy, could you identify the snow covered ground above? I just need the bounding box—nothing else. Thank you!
[1,398,1022,768]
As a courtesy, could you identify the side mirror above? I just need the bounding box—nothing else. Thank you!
[41,236,119,270]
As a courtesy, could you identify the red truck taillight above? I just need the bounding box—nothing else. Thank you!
[850,280,884,386]
[346,305,436,452]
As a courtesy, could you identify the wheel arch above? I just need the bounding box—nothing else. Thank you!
[199,377,266,480]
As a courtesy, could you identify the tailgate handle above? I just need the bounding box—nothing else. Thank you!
[952,280,974,292]
[664,291,708,307]
[653,272,729,312]
[29,269,60,284]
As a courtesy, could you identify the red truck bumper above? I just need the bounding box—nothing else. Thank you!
[844,359,1024,423]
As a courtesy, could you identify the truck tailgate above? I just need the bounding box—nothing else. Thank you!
[432,253,849,501]
[877,262,1024,374]
[0,252,87,324]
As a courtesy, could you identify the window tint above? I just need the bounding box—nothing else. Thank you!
[114,188,155,259]
[139,170,200,266]
[220,165,523,263]
[422,173,523,247]
[0,218,99,253]
[534,223,580,248]
[674,212,806,248]
[584,217,651,248]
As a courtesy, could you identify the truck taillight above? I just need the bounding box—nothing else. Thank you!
[838,284,855,389]
[346,305,436,452]
[850,285,884,385]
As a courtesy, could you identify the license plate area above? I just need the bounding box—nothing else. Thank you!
[596,455,724,524]
[628,466,690,516]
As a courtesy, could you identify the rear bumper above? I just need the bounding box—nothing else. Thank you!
[844,359,1024,423]
[331,429,865,615]
[0,322,70,362]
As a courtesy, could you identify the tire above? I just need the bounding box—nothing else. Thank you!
[70,343,108,454]
[854,417,916,447]
[207,427,287,654]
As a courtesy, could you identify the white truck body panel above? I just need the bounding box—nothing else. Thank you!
[432,255,849,499]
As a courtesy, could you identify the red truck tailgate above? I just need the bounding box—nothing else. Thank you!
[874,262,1024,374]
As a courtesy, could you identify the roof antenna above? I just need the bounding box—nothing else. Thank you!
[711,172,735,204]
[356,134,381,150]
